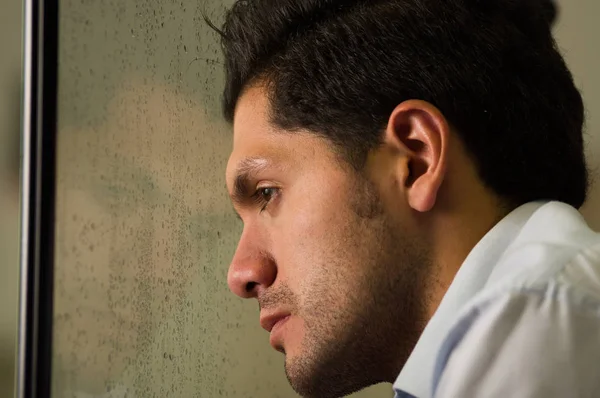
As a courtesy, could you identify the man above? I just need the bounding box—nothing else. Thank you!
[216,0,600,397]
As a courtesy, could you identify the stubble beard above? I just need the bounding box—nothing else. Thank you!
[284,177,431,398]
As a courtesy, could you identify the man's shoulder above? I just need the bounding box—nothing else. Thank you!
[446,214,600,367]
[432,238,600,397]
[486,202,600,292]
[433,280,600,397]
[431,202,600,397]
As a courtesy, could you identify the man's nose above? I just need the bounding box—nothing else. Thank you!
[227,228,276,299]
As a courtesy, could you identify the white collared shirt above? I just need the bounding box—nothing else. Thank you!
[393,201,600,398]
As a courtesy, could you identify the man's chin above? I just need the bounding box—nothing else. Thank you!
[284,354,317,397]
[283,354,361,398]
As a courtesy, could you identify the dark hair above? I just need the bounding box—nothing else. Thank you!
[213,0,588,208]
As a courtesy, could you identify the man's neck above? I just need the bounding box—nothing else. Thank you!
[424,195,510,319]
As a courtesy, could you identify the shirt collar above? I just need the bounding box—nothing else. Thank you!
[393,201,548,397]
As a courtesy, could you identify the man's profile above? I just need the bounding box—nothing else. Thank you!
[213,0,600,397]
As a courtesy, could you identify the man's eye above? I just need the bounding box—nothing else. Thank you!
[253,187,279,211]
[259,187,276,201]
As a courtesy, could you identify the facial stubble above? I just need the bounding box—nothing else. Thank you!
[284,175,431,398]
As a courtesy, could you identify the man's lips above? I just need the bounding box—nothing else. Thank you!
[259,311,291,332]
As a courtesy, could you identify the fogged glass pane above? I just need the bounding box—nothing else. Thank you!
[53,1,392,397]
[0,0,21,396]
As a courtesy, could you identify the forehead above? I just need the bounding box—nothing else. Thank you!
[231,85,277,155]
[225,86,331,189]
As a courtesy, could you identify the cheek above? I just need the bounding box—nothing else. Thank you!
[273,194,335,275]
[272,193,360,304]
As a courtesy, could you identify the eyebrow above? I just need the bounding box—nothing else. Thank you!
[230,157,270,208]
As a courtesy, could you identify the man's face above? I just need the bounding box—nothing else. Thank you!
[226,86,430,397]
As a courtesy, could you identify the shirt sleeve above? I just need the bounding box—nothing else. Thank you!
[433,285,600,398]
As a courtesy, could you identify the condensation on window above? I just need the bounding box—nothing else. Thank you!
[52,1,393,397]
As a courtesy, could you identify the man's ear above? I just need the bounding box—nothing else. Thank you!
[383,100,449,212]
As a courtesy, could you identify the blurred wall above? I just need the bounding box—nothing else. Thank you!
[556,0,600,229]
[0,0,22,396]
